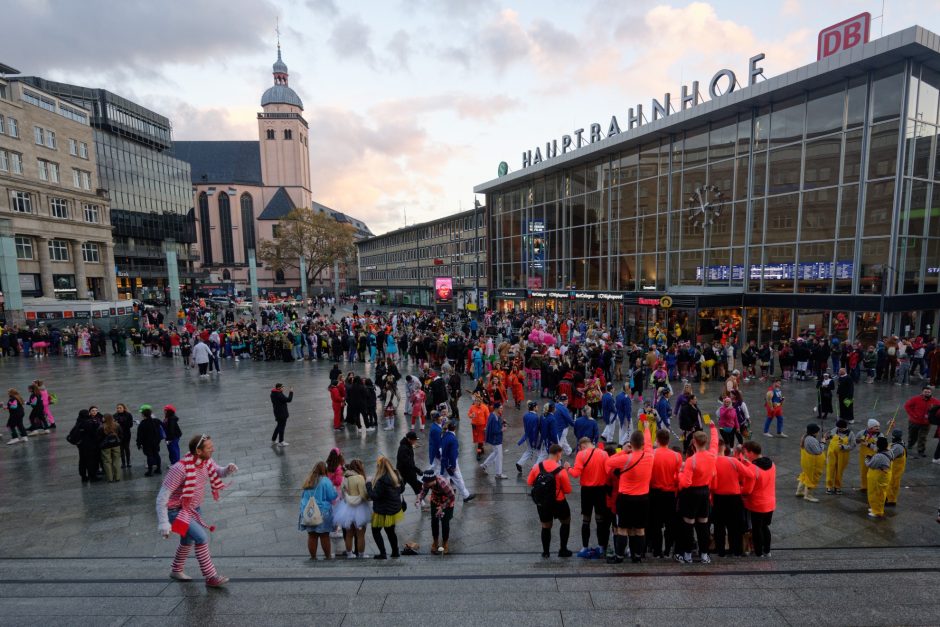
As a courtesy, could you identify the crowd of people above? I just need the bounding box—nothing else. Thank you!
[5,301,940,587]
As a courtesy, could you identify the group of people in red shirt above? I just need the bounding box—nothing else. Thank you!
[527,415,777,563]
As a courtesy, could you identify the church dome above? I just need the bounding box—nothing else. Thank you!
[261,46,303,110]
[261,85,303,109]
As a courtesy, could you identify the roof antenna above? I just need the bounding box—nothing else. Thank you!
[276,17,281,53]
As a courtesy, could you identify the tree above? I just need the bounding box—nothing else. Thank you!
[257,208,356,292]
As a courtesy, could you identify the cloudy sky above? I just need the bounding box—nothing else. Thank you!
[5,0,940,234]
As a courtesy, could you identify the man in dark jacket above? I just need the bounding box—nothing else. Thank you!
[270,383,293,446]
[396,431,422,497]
[836,368,854,424]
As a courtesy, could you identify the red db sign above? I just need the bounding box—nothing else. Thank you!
[817,13,871,61]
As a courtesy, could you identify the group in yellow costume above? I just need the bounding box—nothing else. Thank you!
[796,423,826,502]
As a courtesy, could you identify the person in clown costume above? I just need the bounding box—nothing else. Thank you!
[864,436,891,519]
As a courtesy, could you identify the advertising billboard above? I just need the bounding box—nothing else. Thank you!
[434,277,453,304]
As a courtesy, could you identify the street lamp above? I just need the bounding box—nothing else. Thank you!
[474,197,482,318]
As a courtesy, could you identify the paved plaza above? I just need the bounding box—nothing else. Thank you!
[0,343,938,625]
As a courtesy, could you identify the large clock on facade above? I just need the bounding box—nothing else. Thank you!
[687,185,725,229]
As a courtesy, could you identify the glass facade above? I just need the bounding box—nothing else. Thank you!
[484,60,940,342]
[17,77,197,300]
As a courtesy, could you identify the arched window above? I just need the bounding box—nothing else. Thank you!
[222,269,231,281]
[198,192,213,266]
[275,269,285,284]
[265,129,275,140]
[240,193,256,263]
[218,192,235,265]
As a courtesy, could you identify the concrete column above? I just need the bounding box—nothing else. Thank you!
[71,240,88,299]
[35,236,55,299]
[101,241,118,301]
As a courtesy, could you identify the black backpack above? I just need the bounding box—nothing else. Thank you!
[530,462,561,507]
[928,404,940,426]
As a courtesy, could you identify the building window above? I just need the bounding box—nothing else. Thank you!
[37,159,59,183]
[81,242,100,263]
[266,129,275,140]
[79,142,88,159]
[275,269,285,284]
[50,197,69,218]
[45,129,56,149]
[7,117,17,138]
[48,239,69,261]
[81,170,90,190]
[10,152,22,174]
[272,224,281,238]
[34,126,44,145]
[283,129,292,140]
[218,192,235,264]
[240,193,256,262]
[0,150,7,172]
[83,203,100,223]
[69,138,77,155]
[15,236,33,260]
[198,191,213,265]
[10,190,31,213]
[48,161,59,183]
[0,115,5,135]
[37,159,48,181]
[73,169,91,189]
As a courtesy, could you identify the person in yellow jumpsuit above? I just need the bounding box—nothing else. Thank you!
[797,423,826,502]
[886,429,907,507]
[864,436,891,518]
[825,419,854,495]
[855,419,880,491]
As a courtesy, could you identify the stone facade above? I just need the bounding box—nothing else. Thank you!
[0,76,116,302]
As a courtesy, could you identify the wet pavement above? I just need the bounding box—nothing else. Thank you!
[0,336,938,625]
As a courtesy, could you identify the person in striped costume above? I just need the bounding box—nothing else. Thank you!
[156,433,238,588]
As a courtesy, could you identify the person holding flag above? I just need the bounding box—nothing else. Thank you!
[156,434,238,587]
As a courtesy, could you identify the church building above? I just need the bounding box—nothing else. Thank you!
[172,46,370,297]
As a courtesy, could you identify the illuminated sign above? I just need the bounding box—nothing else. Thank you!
[434,277,452,303]
[638,297,660,306]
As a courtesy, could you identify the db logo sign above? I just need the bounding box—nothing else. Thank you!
[817,13,871,61]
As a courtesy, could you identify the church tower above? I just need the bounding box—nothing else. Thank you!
[258,45,311,209]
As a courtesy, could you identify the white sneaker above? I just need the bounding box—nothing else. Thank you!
[762,432,773,437]
[278,442,289,447]
[6,438,19,445]
[495,474,509,480]
[931,458,940,465]
[169,571,192,581]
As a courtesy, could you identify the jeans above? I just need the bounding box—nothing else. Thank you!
[763,415,784,435]
[169,508,209,545]
[897,361,911,385]
[167,439,180,465]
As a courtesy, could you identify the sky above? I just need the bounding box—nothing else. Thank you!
[5,0,940,235]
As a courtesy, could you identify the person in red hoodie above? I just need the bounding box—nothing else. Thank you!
[329,381,344,431]
[737,440,776,557]
[711,439,745,557]
[647,429,681,558]
[903,385,940,458]
[569,436,611,559]
[675,417,718,564]
[604,418,653,563]
[527,444,573,558]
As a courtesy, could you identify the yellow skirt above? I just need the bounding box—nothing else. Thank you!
[371,511,404,528]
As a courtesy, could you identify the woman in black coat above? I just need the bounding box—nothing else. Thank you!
[114,403,134,468]
[346,377,366,430]
[68,410,101,482]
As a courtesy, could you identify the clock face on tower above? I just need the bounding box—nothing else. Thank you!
[687,185,725,229]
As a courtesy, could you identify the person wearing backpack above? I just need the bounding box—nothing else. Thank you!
[299,461,337,560]
[526,443,573,558]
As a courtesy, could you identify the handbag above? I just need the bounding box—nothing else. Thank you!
[302,495,324,526]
